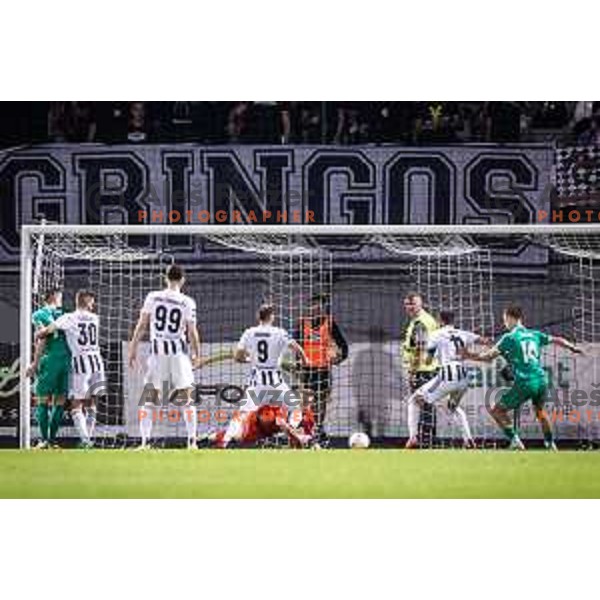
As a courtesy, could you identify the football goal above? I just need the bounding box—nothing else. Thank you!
[19,224,600,449]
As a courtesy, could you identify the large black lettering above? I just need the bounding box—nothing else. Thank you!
[0,155,65,254]
[303,151,376,224]
[201,150,291,223]
[162,151,194,250]
[384,153,455,224]
[74,154,150,225]
[464,154,538,224]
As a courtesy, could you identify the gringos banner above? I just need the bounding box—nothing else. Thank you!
[0,143,553,262]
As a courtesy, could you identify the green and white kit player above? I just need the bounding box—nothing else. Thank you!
[463,304,582,450]
[26,289,71,448]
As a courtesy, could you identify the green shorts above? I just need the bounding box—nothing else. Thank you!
[34,354,70,398]
[496,377,548,411]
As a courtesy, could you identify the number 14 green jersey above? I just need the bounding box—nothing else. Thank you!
[495,325,551,383]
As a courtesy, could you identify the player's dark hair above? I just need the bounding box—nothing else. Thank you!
[311,293,328,304]
[76,289,95,308]
[439,310,454,325]
[405,291,423,302]
[504,304,524,321]
[43,288,61,302]
[258,303,275,322]
[166,264,184,282]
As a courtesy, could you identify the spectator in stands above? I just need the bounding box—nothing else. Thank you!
[333,102,369,144]
[577,115,600,146]
[296,101,322,143]
[127,101,150,142]
[227,101,251,142]
[414,101,460,143]
[48,102,96,142]
[484,101,521,142]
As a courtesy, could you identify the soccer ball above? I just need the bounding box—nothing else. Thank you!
[348,432,370,449]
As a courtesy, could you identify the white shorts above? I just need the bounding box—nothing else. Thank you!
[242,367,293,412]
[70,369,106,400]
[145,353,194,396]
[417,364,470,405]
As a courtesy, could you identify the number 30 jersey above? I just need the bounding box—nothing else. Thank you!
[54,309,103,374]
[238,325,291,369]
[142,289,197,355]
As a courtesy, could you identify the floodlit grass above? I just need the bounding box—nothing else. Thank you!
[1,449,599,498]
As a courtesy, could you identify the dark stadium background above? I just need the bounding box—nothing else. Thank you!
[1,101,599,447]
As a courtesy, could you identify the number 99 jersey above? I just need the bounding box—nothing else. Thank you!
[142,289,197,356]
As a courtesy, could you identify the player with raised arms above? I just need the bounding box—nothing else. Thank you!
[129,264,201,450]
[202,303,313,448]
[406,310,485,449]
[462,304,583,450]
[26,289,70,448]
[36,290,103,448]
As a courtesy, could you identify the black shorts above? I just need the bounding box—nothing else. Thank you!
[303,368,331,397]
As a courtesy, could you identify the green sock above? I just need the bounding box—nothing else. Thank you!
[49,405,65,442]
[543,430,554,445]
[502,425,517,441]
[36,404,50,441]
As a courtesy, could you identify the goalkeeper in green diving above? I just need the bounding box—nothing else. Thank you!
[462,304,582,450]
[26,289,71,448]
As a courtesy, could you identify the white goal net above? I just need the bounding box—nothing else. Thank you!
[19,225,600,449]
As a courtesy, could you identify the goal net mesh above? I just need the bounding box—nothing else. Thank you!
[25,229,600,448]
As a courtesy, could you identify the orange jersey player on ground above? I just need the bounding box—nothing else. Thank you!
[211,403,316,449]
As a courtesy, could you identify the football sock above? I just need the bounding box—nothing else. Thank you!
[407,397,420,440]
[71,408,90,443]
[48,404,64,442]
[501,425,517,441]
[451,406,472,443]
[139,405,154,446]
[184,405,197,446]
[36,403,49,441]
[86,405,97,439]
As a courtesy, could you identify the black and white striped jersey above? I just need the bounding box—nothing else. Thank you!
[54,309,104,374]
[238,324,291,370]
[427,325,479,366]
[142,289,196,356]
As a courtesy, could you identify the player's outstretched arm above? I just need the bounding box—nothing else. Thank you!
[552,336,584,355]
[129,312,149,368]
[198,348,235,367]
[26,335,47,377]
[187,321,202,368]
[461,346,501,362]
[276,415,311,448]
[35,322,57,339]
[289,339,308,366]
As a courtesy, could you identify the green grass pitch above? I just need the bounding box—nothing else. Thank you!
[1,449,600,498]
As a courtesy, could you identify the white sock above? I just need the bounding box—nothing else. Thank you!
[450,406,472,443]
[407,397,420,440]
[140,405,154,446]
[71,409,89,443]
[184,405,197,446]
[86,405,97,439]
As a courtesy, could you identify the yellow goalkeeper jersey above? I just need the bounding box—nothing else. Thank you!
[403,309,438,373]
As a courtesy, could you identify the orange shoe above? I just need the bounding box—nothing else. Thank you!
[405,437,419,449]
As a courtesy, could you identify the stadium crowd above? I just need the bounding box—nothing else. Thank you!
[0,101,599,148]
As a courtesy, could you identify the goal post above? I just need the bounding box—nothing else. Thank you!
[19,223,600,449]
